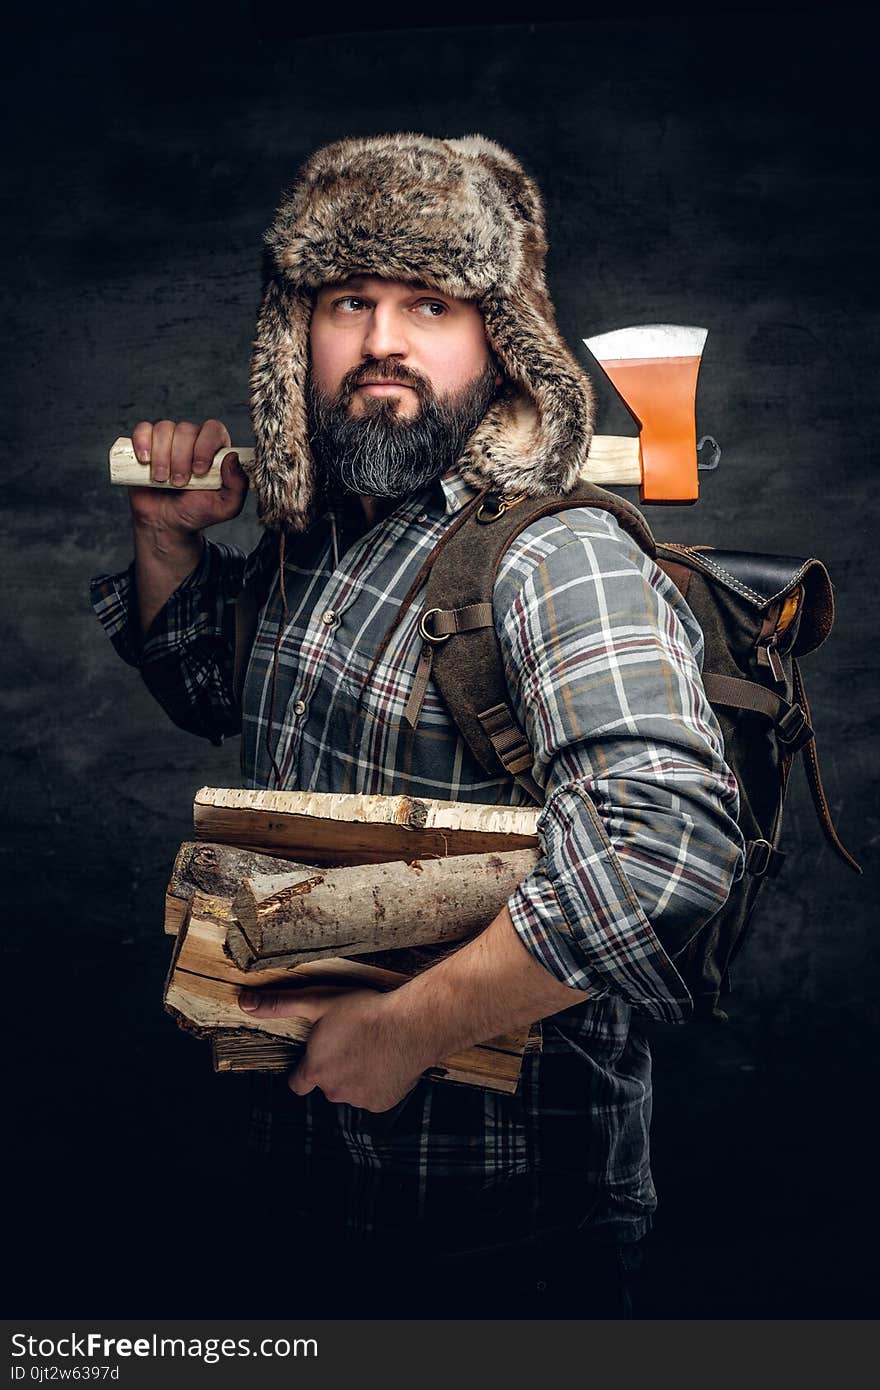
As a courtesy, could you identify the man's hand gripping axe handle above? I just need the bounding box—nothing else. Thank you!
[108,439,256,490]
[108,323,710,504]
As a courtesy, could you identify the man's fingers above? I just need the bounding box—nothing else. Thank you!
[192,418,232,477]
[238,988,331,1019]
[169,421,200,488]
[150,419,175,483]
[128,417,237,493]
[131,421,153,466]
[287,1065,317,1097]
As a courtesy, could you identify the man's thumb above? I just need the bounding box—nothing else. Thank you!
[221,450,247,486]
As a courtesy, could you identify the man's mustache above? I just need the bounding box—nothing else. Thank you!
[338,359,433,405]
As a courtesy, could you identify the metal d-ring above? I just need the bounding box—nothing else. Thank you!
[418,608,452,644]
[476,497,506,523]
[476,491,528,523]
[697,435,722,471]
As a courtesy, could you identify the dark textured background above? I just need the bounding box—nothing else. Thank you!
[3,2,877,1318]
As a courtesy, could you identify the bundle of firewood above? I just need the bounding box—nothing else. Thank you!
[163,788,543,1094]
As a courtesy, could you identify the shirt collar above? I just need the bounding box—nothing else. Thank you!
[427,465,482,518]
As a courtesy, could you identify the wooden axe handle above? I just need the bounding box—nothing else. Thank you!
[108,437,256,490]
[108,435,641,490]
[581,435,641,486]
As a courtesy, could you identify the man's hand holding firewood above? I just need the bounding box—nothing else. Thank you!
[238,904,585,1112]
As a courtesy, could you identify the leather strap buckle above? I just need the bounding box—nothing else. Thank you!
[479,702,534,775]
[776,702,814,752]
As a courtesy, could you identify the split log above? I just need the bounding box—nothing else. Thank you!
[165,892,539,1093]
[192,787,540,866]
[211,1031,300,1073]
[164,841,310,936]
[210,1026,542,1077]
[227,849,540,971]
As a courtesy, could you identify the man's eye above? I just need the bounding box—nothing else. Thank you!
[415,301,447,317]
[335,296,367,312]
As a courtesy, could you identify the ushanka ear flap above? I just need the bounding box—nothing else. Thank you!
[461,286,596,498]
[248,279,315,532]
[446,139,596,496]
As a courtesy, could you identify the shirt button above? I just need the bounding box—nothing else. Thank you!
[293,700,306,716]
[321,608,337,626]
[416,512,429,524]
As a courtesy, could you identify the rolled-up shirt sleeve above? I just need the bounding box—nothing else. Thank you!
[496,509,745,1024]
[89,537,250,746]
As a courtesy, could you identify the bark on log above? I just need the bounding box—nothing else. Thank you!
[227,849,540,971]
[192,787,539,865]
[165,841,311,935]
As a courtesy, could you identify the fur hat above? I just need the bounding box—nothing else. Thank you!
[248,133,595,530]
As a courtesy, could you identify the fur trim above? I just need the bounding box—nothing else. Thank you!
[248,133,594,530]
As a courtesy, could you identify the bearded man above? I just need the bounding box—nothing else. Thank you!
[91,134,744,1318]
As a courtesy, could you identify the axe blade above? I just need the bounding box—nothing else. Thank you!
[583,324,708,504]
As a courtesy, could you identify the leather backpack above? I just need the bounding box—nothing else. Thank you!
[399,483,860,1022]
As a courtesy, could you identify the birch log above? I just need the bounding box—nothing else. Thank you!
[164,841,312,935]
[227,849,540,971]
[192,787,539,865]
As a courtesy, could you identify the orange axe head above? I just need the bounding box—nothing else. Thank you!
[583,324,708,505]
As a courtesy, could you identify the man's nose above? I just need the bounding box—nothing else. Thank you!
[360,304,408,361]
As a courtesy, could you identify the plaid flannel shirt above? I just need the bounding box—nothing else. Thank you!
[91,469,743,1255]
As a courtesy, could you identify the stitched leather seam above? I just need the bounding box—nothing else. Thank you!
[659,545,815,607]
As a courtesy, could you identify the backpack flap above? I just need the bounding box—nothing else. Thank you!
[656,546,836,735]
[678,548,835,657]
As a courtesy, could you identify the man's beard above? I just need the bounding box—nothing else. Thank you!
[307,358,499,501]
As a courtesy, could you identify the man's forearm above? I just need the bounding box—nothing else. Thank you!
[132,520,205,636]
[237,903,589,1111]
[383,905,587,1071]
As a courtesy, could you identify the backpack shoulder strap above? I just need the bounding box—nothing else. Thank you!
[408,484,656,801]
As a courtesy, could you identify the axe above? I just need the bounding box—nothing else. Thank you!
[582,323,709,504]
[108,323,713,505]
